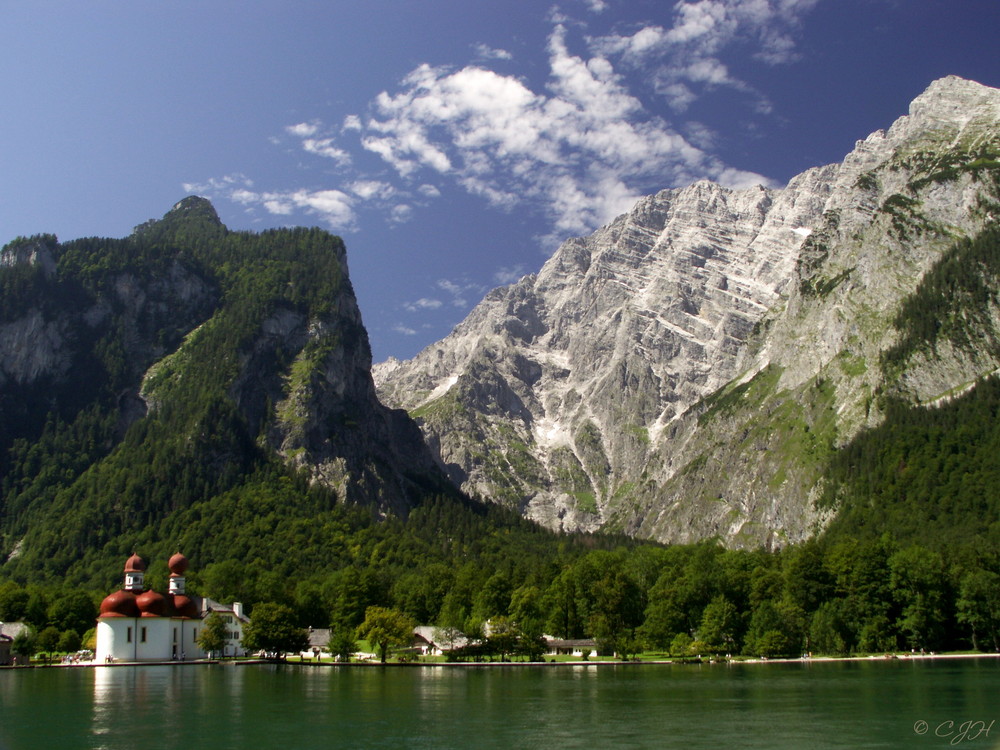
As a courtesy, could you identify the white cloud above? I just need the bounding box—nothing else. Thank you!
[182,173,253,194]
[191,4,807,246]
[390,204,414,224]
[357,24,736,243]
[591,0,819,110]
[493,265,527,285]
[437,277,486,308]
[286,122,319,138]
[293,189,355,225]
[473,43,513,61]
[713,166,773,190]
[405,298,443,312]
[279,121,354,167]
[208,185,358,229]
[393,324,418,336]
[301,138,351,166]
[349,180,395,200]
[684,121,717,150]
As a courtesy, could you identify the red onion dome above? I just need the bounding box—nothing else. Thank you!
[171,594,199,619]
[99,590,140,618]
[136,589,168,617]
[124,553,146,573]
[168,552,189,575]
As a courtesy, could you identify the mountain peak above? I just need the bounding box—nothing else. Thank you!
[904,75,1000,134]
[921,74,992,98]
[132,196,225,240]
[165,195,223,225]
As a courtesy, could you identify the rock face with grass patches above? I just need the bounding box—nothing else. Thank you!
[375,76,1000,547]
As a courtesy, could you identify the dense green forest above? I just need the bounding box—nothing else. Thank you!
[884,224,1000,370]
[4,491,1000,659]
[4,199,1000,661]
[6,363,1000,660]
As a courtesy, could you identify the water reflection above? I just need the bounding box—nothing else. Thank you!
[90,666,118,746]
[91,668,171,748]
[3,659,998,749]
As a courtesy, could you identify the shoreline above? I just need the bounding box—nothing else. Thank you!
[5,650,1000,670]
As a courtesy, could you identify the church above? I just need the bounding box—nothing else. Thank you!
[95,552,248,663]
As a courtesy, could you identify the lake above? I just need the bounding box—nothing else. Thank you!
[2,658,999,749]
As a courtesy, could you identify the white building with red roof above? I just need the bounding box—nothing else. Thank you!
[95,552,248,663]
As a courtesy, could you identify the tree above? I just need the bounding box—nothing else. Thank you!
[744,599,800,658]
[472,572,511,622]
[890,545,947,651]
[329,567,386,631]
[240,603,309,659]
[544,569,583,639]
[23,591,49,630]
[57,629,82,654]
[509,584,545,639]
[436,589,470,638]
[782,540,833,613]
[639,589,689,651]
[0,581,29,621]
[36,626,61,662]
[12,630,35,664]
[485,616,519,662]
[47,590,97,635]
[669,632,694,657]
[356,606,415,664]
[328,627,357,663]
[589,571,645,657]
[956,568,1000,652]
[697,595,740,655]
[809,600,850,655]
[197,612,229,657]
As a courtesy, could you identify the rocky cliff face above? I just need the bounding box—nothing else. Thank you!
[0,199,449,563]
[248,280,448,513]
[375,76,1000,546]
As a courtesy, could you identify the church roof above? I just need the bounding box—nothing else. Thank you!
[99,589,141,618]
[168,552,189,575]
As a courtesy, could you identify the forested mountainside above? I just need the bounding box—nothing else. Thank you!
[0,197,454,586]
[375,76,1000,549]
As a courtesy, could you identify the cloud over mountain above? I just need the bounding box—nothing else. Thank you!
[190,5,810,244]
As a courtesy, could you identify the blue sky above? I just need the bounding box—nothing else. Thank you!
[3,1,1000,362]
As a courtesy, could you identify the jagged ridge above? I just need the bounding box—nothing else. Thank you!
[375,76,1000,547]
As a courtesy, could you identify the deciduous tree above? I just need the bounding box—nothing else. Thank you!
[240,603,309,659]
[356,606,414,664]
[196,612,229,657]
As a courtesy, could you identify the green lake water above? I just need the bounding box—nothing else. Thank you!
[2,658,1000,749]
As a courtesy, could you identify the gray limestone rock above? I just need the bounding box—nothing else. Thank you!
[375,76,1000,546]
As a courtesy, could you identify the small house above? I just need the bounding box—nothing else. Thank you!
[545,638,597,658]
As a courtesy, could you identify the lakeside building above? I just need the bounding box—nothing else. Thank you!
[412,626,470,655]
[95,553,248,663]
[544,638,597,658]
